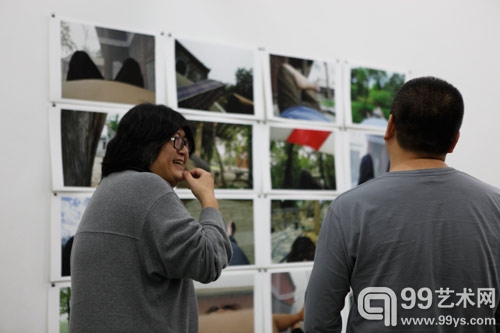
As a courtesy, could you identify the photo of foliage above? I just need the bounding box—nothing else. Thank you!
[270,199,331,264]
[59,286,71,333]
[183,199,254,265]
[175,38,255,115]
[270,127,336,190]
[350,66,405,127]
[60,109,122,188]
[349,131,389,188]
[268,54,337,123]
[60,19,156,104]
[177,120,252,190]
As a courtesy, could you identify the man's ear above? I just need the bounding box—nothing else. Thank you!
[448,131,460,153]
[384,114,396,141]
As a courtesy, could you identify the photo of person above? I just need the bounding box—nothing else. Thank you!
[59,19,156,104]
[349,66,405,127]
[348,131,389,187]
[183,198,255,266]
[268,54,337,123]
[271,268,312,333]
[175,38,255,115]
[270,199,331,264]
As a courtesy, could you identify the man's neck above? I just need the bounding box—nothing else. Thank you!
[388,150,448,172]
[389,158,448,172]
[384,133,453,172]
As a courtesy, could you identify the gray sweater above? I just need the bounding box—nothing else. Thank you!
[305,167,500,332]
[69,170,232,332]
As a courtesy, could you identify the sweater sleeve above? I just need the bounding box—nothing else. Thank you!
[304,204,351,332]
[141,192,232,284]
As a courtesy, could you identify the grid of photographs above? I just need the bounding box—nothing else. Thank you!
[48,15,409,333]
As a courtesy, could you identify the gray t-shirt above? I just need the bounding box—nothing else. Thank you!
[305,167,500,332]
[70,170,232,332]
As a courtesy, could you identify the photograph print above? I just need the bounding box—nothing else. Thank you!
[53,193,91,279]
[269,126,337,191]
[348,130,389,188]
[270,267,312,332]
[59,285,71,333]
[348,64,406,128]
[266,53,338,124]
[195,272,256,333]
[176,119,253,190]
[174,37,256,115]
[270,199,331,264]
[182,198,255,266]
[47,282,72,333]
[57,108,123,189]
[58,18,156,105]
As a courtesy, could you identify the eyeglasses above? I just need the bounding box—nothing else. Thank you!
[170,136,190,152]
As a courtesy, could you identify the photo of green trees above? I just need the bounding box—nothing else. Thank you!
[350,66,405,127]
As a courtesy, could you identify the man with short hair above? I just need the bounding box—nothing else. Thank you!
[304,76,500,332]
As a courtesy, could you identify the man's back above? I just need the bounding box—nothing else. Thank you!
[305,167,500,332]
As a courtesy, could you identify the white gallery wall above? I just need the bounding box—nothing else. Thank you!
[1,0,500,331]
